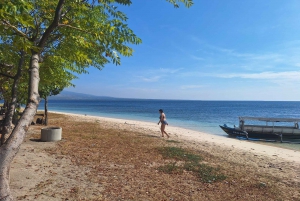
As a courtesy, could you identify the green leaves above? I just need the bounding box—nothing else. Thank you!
[0,0,33,17]
[0,0,193,102]
[166,0,194,8]
[1,0,193,72]
[98,0,132,6]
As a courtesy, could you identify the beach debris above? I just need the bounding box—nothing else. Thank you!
[124,122,135,126]
[268,163,275,168]
[258,182,267,188]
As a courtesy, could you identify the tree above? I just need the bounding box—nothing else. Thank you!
[39,86,63,125]
[0,0,193,200]
[0,33,29,145]
[38,46,78,126]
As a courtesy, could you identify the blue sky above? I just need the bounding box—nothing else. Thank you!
[67,0,300,100]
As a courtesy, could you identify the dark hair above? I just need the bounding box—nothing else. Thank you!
[159,109,163,112]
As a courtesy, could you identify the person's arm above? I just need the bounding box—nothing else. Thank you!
[158,115,162,125]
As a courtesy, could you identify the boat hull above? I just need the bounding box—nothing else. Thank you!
[219,125,300,140]
[219,125,248,136]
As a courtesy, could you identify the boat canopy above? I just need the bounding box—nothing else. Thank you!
[239,117,300,123]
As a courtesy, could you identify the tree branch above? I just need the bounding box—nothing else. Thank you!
[0,72,14,79]
[0,63,16,79]
[58,24,92,34]
[1,20,29,39]
[37,0,65,50]
[61,6,72,18]
[0,63,14,68]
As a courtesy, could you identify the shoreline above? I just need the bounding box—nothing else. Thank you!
[51,111,300,165]
[41,109,222,135]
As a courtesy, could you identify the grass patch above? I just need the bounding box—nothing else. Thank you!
[166,140,180,143]
[157,162,182,174]
[158,146,226,183]
[144,135,160,138]
[158,146,202,163]
[196,164,226,183]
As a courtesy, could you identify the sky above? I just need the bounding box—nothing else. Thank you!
[67,0,300,100]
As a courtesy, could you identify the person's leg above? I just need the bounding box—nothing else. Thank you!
[161,124,169,138]
[161,124,165,137]
[163,130,170,138]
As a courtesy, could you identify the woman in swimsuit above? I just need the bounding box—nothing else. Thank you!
[158,109,170,138]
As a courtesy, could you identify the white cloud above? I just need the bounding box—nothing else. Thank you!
[188,37,297,71]
[213,71,300,80]
[134,68,183,83]
[205,44,284,63]
[179,70,300,84]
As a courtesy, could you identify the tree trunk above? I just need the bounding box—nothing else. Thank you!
[44,96,48,126]
[0,53,40,201]
[0,1,64,198]
[3,101,8,114]
[1,105,14,146]
[1,52,25,145]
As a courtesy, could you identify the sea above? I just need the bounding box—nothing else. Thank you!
[39,99,300,149]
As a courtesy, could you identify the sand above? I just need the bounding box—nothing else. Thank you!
[55,112,300,164]
[10,112,300,200]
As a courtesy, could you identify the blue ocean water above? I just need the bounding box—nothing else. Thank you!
[39,99,300,137]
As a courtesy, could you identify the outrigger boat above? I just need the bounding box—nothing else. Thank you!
[220,117,300,142]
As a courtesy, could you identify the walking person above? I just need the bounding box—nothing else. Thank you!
[158,109,170,138]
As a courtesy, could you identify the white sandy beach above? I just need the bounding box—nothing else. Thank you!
[52,111,300,165]
[9,111,300,200]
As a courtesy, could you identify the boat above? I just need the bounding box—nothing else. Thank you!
[220,117,300,141]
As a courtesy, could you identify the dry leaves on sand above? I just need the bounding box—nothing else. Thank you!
[11,113,300,200]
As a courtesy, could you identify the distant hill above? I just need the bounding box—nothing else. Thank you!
[48,91,117,100]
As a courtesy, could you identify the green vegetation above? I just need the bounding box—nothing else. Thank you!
[166,140,181,143]
[157,162,182,174]
[157,146,226,183]
[158,146,202,162]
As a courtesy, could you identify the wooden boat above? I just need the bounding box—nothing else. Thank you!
[220,117,300,141]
